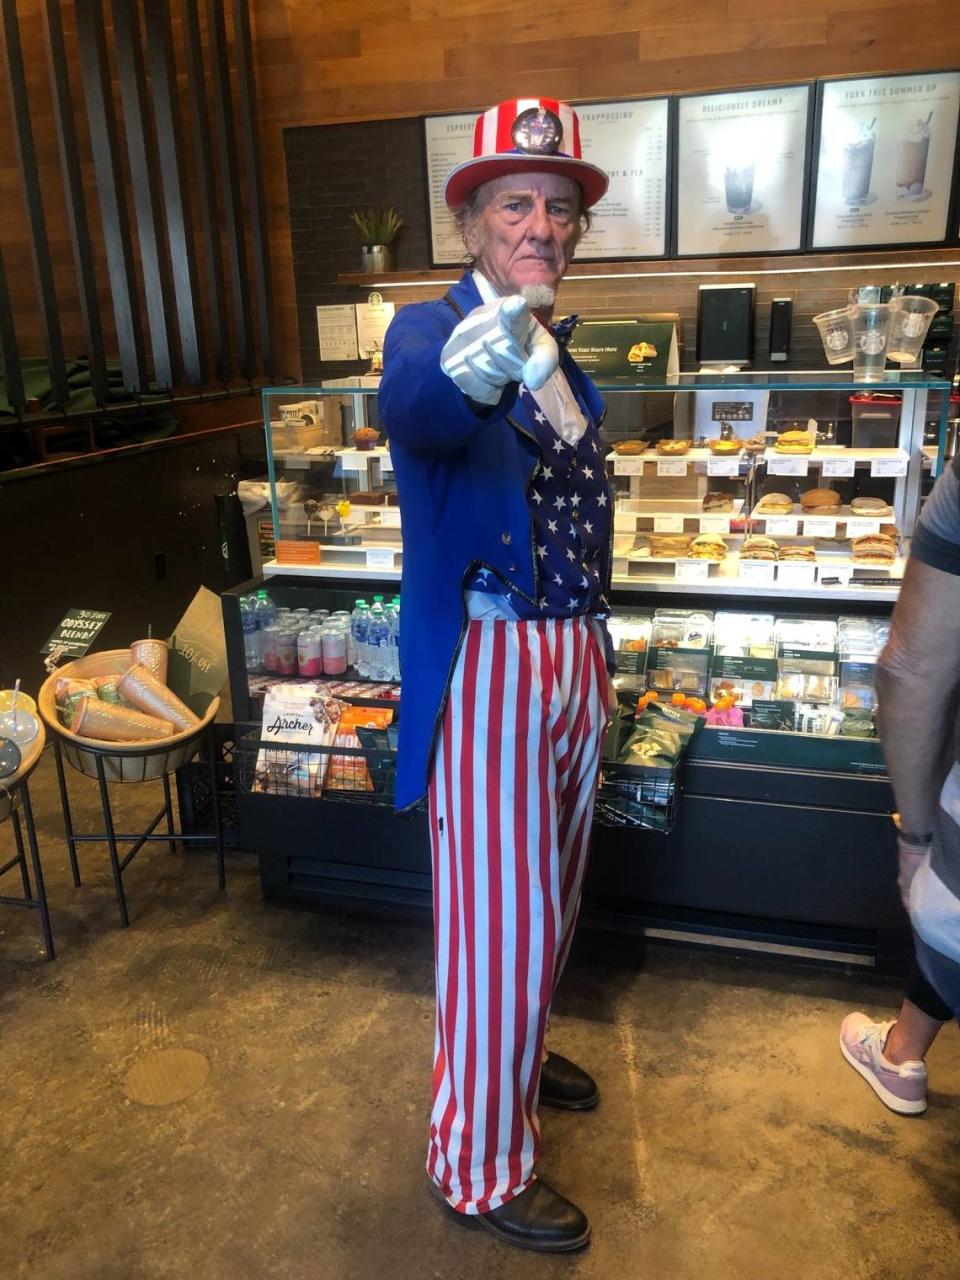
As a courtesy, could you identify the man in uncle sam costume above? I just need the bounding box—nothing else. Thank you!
[380,98,615,1253]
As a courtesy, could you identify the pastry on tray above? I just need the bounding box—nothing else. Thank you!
[656,438,690,456]
[612,439,648,455]
[707,438,742,455]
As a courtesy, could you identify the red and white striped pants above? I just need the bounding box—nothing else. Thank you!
[426,616,609,1215]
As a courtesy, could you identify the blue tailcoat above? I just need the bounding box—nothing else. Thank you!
[379,273,608,810]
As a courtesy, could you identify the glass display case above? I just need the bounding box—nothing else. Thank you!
[258,371,951,603]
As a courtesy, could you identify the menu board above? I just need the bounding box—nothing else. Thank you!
[675,85,811,256]
[810,71,960,249]
[424,99,671,265]
[424,111,475,265]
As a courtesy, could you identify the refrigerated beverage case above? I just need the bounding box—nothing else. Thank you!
[842,128,875,203]
[896,117,932,197]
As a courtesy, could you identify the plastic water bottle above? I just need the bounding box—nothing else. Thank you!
[241,596,261,672]
[350,599,368,670]
[254,589,277,632]
[382,599,399,680]
[390,596,401,681]
[351,600,370,676]
[368,597,389,680]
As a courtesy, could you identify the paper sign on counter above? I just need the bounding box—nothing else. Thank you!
[821,455,856,478]
[674,558,710,582]
[614,456,647,476]
[699,514,731,534]
[767,456,810,477]
[777,561,817,588]
[365,548,397,570]
[870,456,908,478]
[654,514,685,533]
[764,516,799,537]
[277,541,321,566]
[657,457,688,477]
[737,560,776,585]
[377,508,402,528]
[706,457,739,478]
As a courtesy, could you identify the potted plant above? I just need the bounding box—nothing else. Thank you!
[349,207,404,273]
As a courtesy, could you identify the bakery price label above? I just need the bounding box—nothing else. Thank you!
[365,548,397,570]
[657,457,688,477]
[870,455,908,478]
[706,457,740,478]
[802,516,837,538]
[821,455,857,478]
[845,517,882,537]
[42,608,111,657]
[777,561,817,588]
[737,559,776,585]
[767,456,809,477]
[674,558,711,582]
[699,514,731,534]
[654,514,686,533]
[614,456,647,476]
[764,516,799,537]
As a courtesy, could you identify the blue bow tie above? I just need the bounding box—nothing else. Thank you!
[551,314,579,350]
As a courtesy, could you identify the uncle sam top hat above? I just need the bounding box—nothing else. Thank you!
[444,98,609,210]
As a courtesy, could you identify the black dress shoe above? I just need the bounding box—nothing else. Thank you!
[428,1176,590,1252]
[539,1051,600,1111]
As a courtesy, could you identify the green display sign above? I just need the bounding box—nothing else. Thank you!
[750,699,797,731]
[567,320,679,379]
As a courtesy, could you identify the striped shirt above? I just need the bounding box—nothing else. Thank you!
[907,453,960,964]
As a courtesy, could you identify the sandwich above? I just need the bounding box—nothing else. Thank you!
[612,439,648,455]
[756,492,794,515]
[850,496,893,517]
[650,533,693,558]
[777,544,817,562]
[628,535,653,559]
[707,438,742,455]
[740,535,779,561]
[702,491,734,513]
[851,535,897,565]
[689,533,728,562]
[775,430,814,455]
[656,438,691,455]
[800,488,842,515]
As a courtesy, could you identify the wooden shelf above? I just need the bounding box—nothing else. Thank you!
[337,246,960,289]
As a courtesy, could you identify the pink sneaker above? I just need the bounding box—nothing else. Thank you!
[839,1013,928,1116]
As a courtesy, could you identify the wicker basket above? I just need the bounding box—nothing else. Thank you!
[38,650,219,783]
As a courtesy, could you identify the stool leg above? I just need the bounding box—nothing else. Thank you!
[95,755,129,928]
[162,773,177,853]
[11,806,32,899]
[20,782,54,961]
[54,737,82,887]
[207,726,226,892]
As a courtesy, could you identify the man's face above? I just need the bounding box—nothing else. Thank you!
[466,172,581,297]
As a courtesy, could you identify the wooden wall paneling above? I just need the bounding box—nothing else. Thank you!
[75,0,148,393]
[0,0,69,406]
[207,0,255,379]
[143,0,206,388]
[233,0,276,378]
[112,0,179,390]
[182,0,230,384]
[0,242,25,412]
[42,0,109,404]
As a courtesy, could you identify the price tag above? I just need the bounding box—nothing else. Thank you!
[845,518,881,537]
[365,548,397,570]
[870,455,908,478]
[767,456,810,477]
[657,457,688,478]
[821,455,856,478]
[737,560,776,585]
[338,450,369,472]
[802,516,836,538]
[699,514,731,534]
[764,516,799,537]
[614,456,647,476]
[654,514,685,533]
[41,608,112,657]
[378,507,402,528]
[707,457,739,478]
[674,558,710,582]
[276,540,321,566]
[777,561,817,588]
[613,511,639,532]
[380,451,394,474]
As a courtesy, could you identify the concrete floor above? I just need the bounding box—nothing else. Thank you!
[2,747,960,1280]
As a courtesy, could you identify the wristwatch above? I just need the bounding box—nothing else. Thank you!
[892,813,933,845]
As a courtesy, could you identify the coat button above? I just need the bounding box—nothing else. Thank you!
[501,531,512,545]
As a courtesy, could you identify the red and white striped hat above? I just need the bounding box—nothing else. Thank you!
[444,98,608,210]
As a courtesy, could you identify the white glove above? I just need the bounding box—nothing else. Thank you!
[440,296,560,405]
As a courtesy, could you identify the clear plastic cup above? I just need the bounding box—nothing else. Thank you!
[887,295,938,364]
[851,303,892,381]
[813,306,856,364]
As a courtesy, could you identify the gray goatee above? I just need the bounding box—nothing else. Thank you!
[520,284,556,311]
